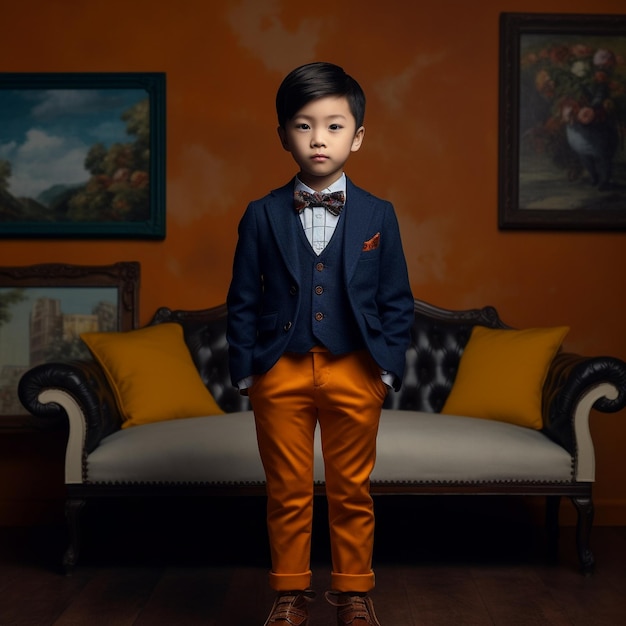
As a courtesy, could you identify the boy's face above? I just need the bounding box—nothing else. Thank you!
[278,95,364,191]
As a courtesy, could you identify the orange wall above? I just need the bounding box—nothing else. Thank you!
[1,0,625,524]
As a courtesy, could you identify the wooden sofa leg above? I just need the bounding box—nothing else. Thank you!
[63,498,85,575]
[571,496,595,575]
[545,495,561,561]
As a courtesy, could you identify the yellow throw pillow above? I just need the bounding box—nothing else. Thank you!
[81,323,223,428]
[441,325,569,429]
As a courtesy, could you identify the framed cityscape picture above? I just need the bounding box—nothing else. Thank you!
[0,72,165,238]
[0,262,140,429]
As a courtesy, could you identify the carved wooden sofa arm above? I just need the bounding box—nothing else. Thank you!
[542,352,626,479]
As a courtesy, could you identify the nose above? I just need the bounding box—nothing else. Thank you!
[311,130,326,148]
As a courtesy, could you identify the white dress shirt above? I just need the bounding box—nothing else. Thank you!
[295,174,344,255]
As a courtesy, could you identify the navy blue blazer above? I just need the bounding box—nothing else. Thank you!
[226,177,414,391]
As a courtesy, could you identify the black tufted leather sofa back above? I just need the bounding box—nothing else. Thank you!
[151,300,509,414]
[387,321,474,412]
[380,301,507,411]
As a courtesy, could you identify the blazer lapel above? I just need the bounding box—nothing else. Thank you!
[343,178,377,281]
[265,180,301,281]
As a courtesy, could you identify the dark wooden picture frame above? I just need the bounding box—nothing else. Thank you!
[0,72,165,238]
[0,262,140,430]
[499,13,626,230]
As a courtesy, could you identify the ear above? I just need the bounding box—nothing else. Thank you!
[351,126,365,153]
[277,126,291,152]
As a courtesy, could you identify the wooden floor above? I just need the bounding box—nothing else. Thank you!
[0,496,625,625]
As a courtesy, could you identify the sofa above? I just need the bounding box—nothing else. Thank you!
[18,298,626,574]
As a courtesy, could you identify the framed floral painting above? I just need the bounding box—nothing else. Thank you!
[499,13,626,230]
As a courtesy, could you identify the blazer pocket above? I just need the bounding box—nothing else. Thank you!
[257,312,278,334]
[363,313,383,334]
[362,232,381,252]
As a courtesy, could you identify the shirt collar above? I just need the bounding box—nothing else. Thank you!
[294,173,346,196]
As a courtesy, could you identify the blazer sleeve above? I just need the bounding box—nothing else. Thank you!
[376,203,414,389]
[226,203,263,385]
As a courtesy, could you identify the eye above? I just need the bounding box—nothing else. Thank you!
[295,123,310,130]
[329,124,343,131]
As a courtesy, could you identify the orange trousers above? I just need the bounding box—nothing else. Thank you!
[248,348,388,593]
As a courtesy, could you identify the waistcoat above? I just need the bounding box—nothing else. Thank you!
[287,212,364,354]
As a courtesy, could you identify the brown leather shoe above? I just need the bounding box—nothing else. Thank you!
[264,590,315,625]
[325,591,381,626]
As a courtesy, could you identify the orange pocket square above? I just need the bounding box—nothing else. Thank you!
[362,232,380,252]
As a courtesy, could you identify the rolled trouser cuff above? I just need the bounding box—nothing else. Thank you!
[331,571,375,593]
[269,570,313,592]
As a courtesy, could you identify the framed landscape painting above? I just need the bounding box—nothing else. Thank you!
[0,72,165,238]
[499,13,626,230]
[0,262,139,429]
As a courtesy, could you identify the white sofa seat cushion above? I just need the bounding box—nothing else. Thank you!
[87,412,268,484]
[372,410,573,483]
[86,410,573,485]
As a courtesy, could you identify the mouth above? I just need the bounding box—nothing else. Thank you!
[311,154,328,162]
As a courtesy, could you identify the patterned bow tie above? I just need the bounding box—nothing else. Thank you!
[294,190,345,216]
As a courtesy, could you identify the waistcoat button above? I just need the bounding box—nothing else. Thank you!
[315,286,323,295]
[316,262,325,272]
[283,321,292,331]
[315,312,324,321]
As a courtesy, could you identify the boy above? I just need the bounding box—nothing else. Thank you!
[227,62,414,626]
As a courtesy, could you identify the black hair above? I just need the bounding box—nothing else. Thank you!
[276,62,366,129]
